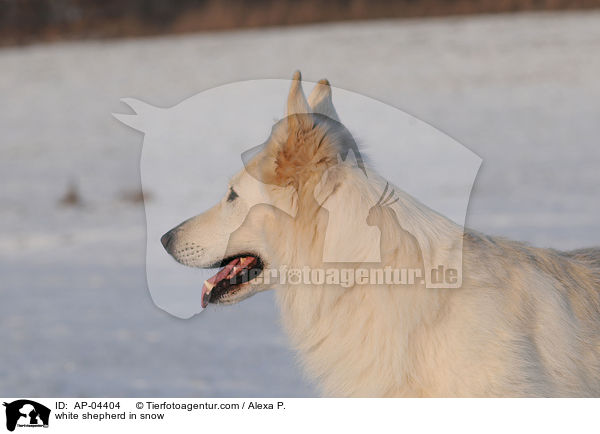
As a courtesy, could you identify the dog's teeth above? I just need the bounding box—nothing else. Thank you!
[240,257,255,267]
[203,280,216,292]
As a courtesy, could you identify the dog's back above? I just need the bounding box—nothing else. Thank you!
[563,247,600,269]
[279,226,600,397]
[455,233,600,396]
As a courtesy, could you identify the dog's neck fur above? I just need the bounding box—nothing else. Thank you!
[273,167,456,396]
[273,167,600,396]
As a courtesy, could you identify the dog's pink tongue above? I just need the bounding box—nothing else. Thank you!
[201,258,240,308]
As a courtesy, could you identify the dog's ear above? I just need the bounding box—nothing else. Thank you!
[269,72,330,188]
[308,79,340,122]
[286,71,313,132]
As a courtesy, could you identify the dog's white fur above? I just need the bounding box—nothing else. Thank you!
[164,72,600,397]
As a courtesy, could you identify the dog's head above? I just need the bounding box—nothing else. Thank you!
[161,71,365,307]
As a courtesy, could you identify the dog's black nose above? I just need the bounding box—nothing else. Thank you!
[161,229,175,250]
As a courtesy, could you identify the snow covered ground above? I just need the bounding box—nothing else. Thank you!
[1,11,599,397]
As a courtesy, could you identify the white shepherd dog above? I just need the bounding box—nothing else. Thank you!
[161,72,600,397]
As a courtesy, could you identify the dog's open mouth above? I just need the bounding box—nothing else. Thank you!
[201,254,264,308]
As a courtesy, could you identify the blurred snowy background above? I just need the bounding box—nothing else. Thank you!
[1,10,600,396]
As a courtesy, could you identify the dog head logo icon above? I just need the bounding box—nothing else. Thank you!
[3,400,50,431]
[113,74,481,318]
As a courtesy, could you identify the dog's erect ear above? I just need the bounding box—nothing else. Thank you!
[287,71,310,115]
[270,71,330,188]
[286,71,313,132]
[308,79,340,122]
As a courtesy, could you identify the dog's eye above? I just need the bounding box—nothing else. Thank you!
[227,188,238,202]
